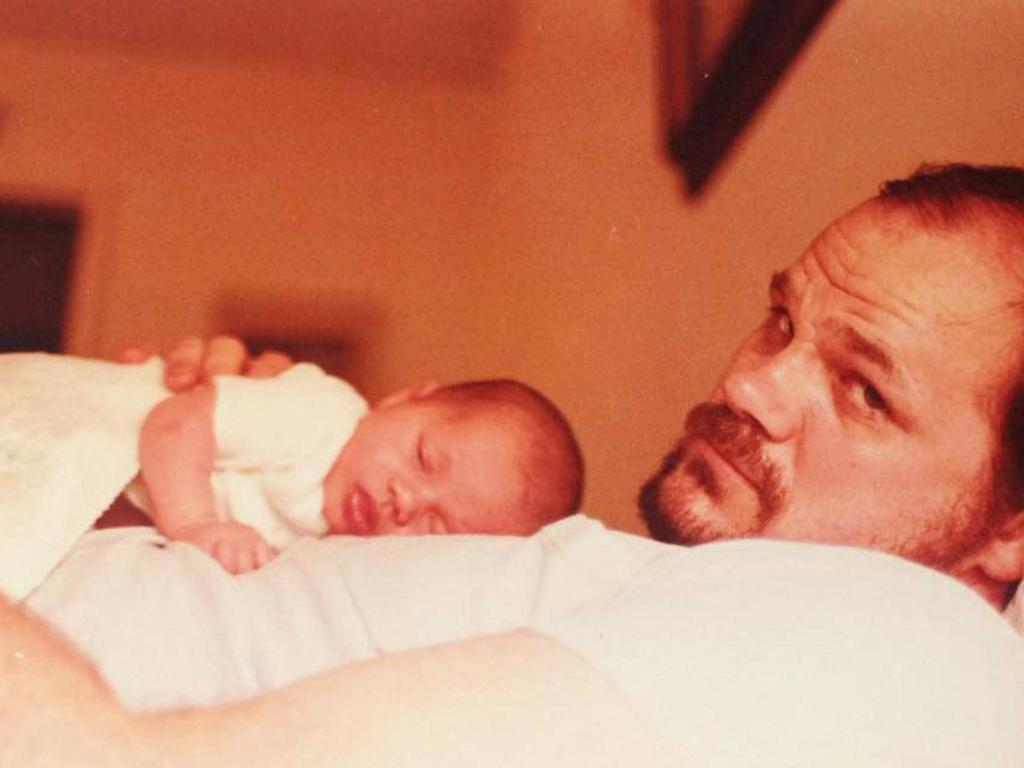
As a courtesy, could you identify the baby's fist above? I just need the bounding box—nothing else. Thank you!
[177,521,278,574]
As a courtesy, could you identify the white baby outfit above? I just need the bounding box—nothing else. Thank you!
[0,353,366,598]
[125,363,367,548]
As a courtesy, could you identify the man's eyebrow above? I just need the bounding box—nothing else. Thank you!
[769,271,790,299]
[770,271,902,383]
[822,320,897,379]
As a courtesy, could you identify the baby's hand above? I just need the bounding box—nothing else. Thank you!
[174,521,278,574]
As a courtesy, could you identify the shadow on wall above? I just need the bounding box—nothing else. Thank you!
[215,290,386,393]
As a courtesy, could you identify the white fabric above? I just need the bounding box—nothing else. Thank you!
[27,515,1024,768]
[0,353,366,600]
[127,363,367,548]
[540,539,1024,767]
[28,515,660,710]
[0,353,167,600]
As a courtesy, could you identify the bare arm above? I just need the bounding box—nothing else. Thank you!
[139,386,219,536]
[139,386,275,572]
[0,596,135,768]
[149,631,679,768]
[0,594,678,768]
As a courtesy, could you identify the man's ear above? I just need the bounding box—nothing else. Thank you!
[375,381,441,409]
[972,512,1024,585]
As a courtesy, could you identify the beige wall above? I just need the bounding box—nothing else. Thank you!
[1,0,1023,532]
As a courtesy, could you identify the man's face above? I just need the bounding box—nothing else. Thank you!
[321,395,530,537]
[641,201,1023,574]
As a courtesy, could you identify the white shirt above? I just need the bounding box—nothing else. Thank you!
[27,515,1024,768]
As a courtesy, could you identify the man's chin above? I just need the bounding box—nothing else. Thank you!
[639,455,769,546]
[641,501,728,546]
[639,473,725,546]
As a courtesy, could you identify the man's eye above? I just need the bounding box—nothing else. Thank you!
[767,306,794,339]
[846,375,888,414]
[753,306,794,355]
[861,384,886,411]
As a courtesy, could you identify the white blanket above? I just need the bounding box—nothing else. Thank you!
[0,353,166,600]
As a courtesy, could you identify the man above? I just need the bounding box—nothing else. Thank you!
[641,164,1024,611]
[5,164,1024,766]
[165,163,1024,611]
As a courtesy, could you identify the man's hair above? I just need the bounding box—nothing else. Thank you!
[878,163,1024,231]
[879,163,1024,514]
[431,379,584,531]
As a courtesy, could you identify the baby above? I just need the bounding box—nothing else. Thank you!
[126,363,583,573]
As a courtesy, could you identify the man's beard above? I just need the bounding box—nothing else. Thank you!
[638,402,786,545]
[639,404,1000,569]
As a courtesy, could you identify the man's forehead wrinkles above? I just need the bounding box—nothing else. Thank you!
[798,222,928,333]
[932,292,1024,329]
[820,216,869,273]
[798,246,866,308]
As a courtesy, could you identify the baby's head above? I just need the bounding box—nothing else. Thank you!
[322,379,583,537]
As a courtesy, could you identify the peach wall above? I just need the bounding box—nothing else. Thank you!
[1,0,1023,532]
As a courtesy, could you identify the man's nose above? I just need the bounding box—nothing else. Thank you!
[718,347,811,442]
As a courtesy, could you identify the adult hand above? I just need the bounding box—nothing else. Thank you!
[117,336,294,392]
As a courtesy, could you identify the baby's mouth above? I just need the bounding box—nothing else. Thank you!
[342,485,379,535]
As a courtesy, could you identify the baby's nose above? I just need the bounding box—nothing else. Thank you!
[387,477,421,525]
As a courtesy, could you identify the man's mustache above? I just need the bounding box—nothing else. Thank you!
[672,402,785,520]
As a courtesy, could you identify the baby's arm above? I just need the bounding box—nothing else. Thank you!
[139,386,276,573]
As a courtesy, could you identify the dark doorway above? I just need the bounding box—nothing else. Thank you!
[0,203,79,352]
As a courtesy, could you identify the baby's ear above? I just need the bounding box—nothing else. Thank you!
[375,381,441,409]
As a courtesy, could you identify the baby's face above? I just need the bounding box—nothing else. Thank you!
[322,396,531,537]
